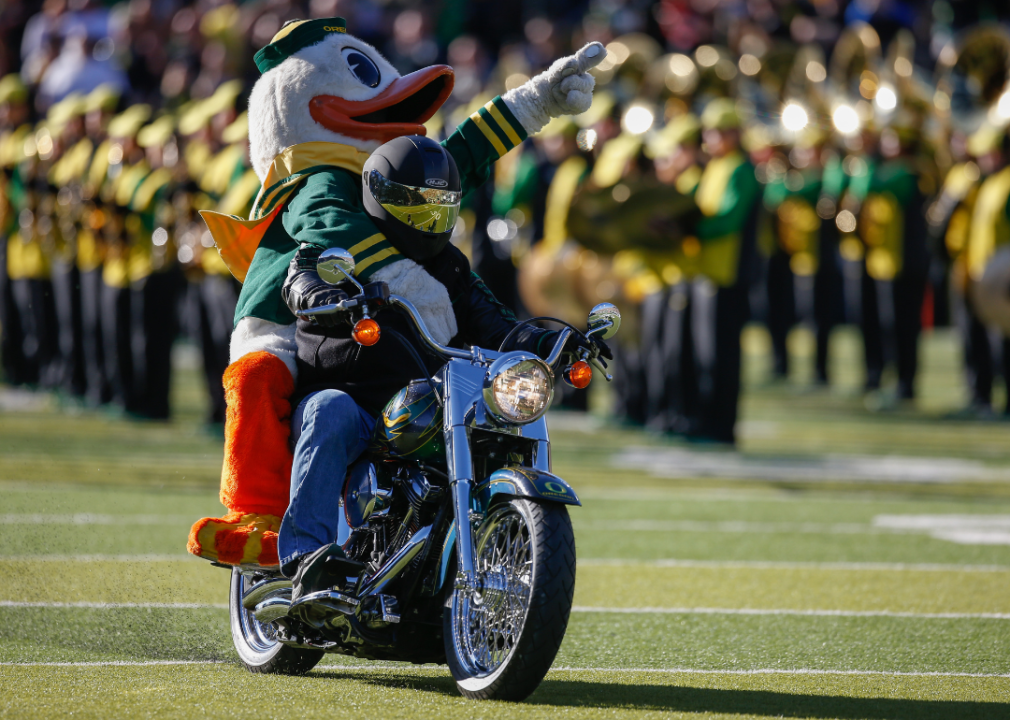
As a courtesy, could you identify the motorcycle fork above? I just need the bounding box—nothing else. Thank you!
[446,423,478,590]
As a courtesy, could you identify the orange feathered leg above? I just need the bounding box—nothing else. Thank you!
[188,351,294,566]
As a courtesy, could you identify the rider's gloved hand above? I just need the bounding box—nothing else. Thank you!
[283,245,351,328]
[564,332,612,362]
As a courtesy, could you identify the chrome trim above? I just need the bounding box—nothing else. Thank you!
[317,247,364,292]
[588,302,621,339]
[544,327,574,369]
[388,294,471,360]
[482,352,554,426]
[252,597,292,623]
[357,525,432,597]
[241,577,292,611]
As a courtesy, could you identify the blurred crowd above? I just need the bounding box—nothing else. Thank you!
[2,0,1010,444]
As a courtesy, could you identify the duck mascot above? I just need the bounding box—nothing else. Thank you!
[186,17,605,566]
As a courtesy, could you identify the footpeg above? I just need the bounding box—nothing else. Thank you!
[289,590,360,628]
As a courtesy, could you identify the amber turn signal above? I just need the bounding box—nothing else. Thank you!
[566,360,593,389]
[352,318,381,346]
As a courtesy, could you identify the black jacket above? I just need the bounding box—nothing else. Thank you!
[284,244,556,417]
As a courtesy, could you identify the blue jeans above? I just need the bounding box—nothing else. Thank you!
[278,389,375,574]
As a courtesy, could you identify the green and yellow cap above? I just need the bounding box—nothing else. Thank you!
[108,104,152,140]
[85,83,121,113]
[701,97,740,130]
[254,17,347,74]
[137,114,176,148]
[47,92,87,127]
[645,113,700,158]
[0,74,28,104]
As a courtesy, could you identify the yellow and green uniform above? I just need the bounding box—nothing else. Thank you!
[762,169,823,276]
[694,150,761,286]
[967,165,1010,283]
[220,95,527,328]
[856,158,919,281]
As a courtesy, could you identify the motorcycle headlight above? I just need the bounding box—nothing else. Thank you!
[482,353,554,425]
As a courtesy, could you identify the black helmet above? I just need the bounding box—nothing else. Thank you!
[362,135,461,263]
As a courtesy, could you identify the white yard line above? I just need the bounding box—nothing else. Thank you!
[0,514,194,525]
[549,666,1010,679]
[578,558,1010,572]
[580,520,905,535]
[0,601,227,609]
[1,661,1006,678]
[0,660,225,667]
[572,606,1010,620]
[3,601,1005,620]
[0,555,197,562]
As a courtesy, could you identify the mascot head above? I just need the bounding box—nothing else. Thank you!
[247,18,454,180]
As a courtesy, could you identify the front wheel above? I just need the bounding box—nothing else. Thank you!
[229,568,324,674]
[444,498,576,701]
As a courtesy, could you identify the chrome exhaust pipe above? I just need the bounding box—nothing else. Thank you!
[358,525,431,597]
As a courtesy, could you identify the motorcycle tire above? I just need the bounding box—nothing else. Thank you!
[229,568,324,675]
[444,498,576,701]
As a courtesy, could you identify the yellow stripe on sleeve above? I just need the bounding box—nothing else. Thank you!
[485,102,522,147]
[348,232,387,256]
[355,246,401,274]
[469,111,508,158]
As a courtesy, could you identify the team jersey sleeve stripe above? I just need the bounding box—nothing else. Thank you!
[468,110,508,158]
[486,100,523,148]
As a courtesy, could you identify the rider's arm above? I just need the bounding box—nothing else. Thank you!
[451,264,558,359]
[441,97,528,198]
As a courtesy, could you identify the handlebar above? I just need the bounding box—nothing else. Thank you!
[296,287,613,380]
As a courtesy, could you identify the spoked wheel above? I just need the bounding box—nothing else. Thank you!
[444,498,576,701]
[229,568,324,674]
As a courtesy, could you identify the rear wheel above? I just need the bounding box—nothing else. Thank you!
[444,498,576,701]
[229,568,324,675]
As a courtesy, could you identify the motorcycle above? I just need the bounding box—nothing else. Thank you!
[226,247,621,701]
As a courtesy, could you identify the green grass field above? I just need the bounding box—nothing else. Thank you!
[2,326,1009,719]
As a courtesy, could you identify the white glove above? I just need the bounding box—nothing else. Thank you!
[502,42,607,136]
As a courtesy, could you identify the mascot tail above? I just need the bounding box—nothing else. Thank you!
[188,351,294,566]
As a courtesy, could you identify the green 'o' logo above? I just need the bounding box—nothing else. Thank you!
[544,481,566,494]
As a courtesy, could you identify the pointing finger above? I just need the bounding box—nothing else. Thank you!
[575,42,607,73]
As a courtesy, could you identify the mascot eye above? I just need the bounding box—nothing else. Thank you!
[341,47,381,88]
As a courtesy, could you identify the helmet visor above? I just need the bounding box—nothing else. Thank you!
[366,169,461,235]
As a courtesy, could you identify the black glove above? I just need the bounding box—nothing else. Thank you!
[282,247,351,328]
[564,331,612,362]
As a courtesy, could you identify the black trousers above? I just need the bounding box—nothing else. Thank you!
[0,237,28,385]
[640,283,698,434]
[689,278,747,443]
[860,269,927,398]
[10,277,59,388]
[130,270,181,420]
[197,274,239,424]
[766,252,796,378]
[49,258,86,397]
[101,282,136,411]
[79,267,109,406]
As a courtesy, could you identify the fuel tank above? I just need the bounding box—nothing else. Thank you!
[370,379,445,464]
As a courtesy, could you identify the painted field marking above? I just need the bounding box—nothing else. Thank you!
[1,661,1007,678]
[613,446,1010,484]
[578,558,1010,572]
[0,514,195,525]
[581,520,896,535]
[572,606,1010,620]
[0,601,227,610]
[4,601,1007,620]
[0,661,225,667]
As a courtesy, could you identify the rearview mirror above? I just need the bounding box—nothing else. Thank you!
[587,303,621,340]
[317,247,362,291]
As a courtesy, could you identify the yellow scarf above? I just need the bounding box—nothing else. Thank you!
[200,141,371,282]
